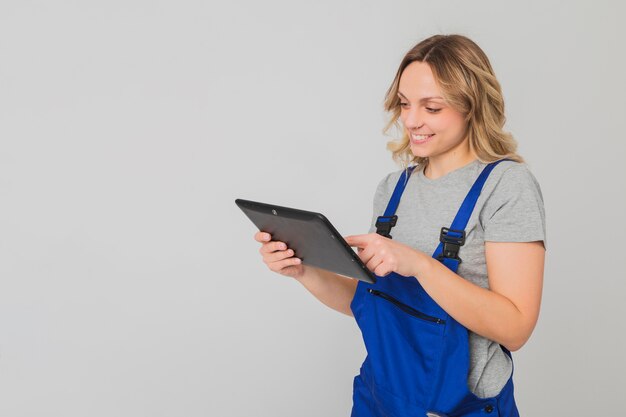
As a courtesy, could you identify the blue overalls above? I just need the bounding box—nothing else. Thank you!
[350,160,520,417]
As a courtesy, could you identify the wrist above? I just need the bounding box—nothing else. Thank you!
[295,264,317,285]
[411,250,434,279]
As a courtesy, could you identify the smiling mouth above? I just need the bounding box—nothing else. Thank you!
[411,133,435,143]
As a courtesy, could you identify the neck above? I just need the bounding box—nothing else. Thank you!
[424,141,476,180]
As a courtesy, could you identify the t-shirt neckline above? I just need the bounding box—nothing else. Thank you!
[417,159,482,184]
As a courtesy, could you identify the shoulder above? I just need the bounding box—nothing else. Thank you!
[371,166,420,206]
[488,160,540,185]
[374,166,419,194]
[370,167,418,213]
[479,160,547,246]
[481,160,544,201]
[377,170,399,189]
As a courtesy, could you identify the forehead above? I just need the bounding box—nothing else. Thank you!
[398,61,442,97]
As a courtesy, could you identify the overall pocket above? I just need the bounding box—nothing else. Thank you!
[368,289,446,324]
[360,288,446,406]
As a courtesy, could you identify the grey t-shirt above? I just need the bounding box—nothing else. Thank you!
[367,159,546,398]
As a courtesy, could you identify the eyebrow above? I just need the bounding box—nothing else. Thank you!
[397,92,444,102]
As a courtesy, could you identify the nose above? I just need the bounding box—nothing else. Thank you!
[402,107,424,130]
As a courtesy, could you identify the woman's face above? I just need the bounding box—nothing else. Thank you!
[398,61,469,161]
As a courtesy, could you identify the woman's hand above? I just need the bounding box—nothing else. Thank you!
[344,233,426,278]
[254,232,305,280]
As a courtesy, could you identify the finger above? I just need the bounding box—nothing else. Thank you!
[369,250,396,276]
[366,253,385,273]
[264,248,296,264]
[254,232,272,243]
[357,244,376,265]
[365,256,379,272]
[269,256,302,272]
[374,263,392,277]
[259,240,288,254]
[344,234,370,248]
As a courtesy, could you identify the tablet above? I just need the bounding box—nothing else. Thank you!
[235,198,376,283]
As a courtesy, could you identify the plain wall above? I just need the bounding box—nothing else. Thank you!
[1,0,625,415]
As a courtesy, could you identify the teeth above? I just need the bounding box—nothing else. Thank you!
[412,134,433,140]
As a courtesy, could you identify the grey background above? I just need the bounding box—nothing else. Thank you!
[1,0,624,416]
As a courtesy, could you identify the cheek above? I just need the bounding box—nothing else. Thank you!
[435,113,466,136]
[399,111,413,128]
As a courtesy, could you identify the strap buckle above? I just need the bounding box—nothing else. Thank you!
[375,215,398,239]
[437,227,466,262]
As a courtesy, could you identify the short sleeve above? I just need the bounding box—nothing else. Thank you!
[367,171,401,234]
[480,164,547,249]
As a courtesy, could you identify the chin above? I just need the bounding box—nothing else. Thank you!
[409,145,432,159]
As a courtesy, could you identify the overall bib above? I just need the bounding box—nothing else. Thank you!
[350,160,520,417]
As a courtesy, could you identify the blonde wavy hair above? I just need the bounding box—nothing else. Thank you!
[383,34,523,169]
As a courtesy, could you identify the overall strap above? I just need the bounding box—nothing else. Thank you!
[375,165,417,238]
[432,159,510,272]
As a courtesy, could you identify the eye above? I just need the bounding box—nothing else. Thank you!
[426,107,442,113]
[399,102,408,108]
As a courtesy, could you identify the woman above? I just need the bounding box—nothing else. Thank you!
[254,34,545,416]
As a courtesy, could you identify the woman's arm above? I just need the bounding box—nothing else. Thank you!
[254,231,357,317]
[296,265,358,317]
[345,234,545,351]
[414,240,545,351]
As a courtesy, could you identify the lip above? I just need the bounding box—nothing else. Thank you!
[410,133,435,145]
